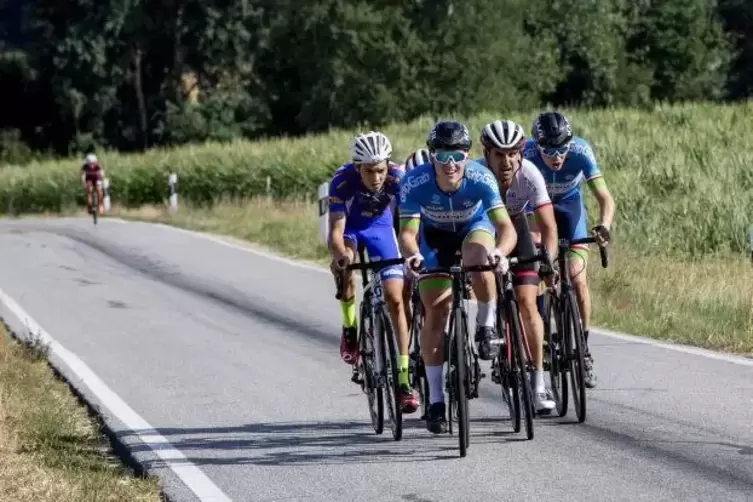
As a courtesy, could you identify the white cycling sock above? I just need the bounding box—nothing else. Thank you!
[476,301,496,328]
[426,365,444,405]
[535,370,545,393]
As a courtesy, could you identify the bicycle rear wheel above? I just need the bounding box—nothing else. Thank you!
[508,297,534,440]
[544,291,568,417]
[359,300,383,434]
[378,307,403,441]
[564,289,587,423]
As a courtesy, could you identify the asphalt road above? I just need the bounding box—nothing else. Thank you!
[0,217,751,502]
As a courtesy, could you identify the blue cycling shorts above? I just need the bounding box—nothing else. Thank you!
[344,222,404,281]
[526,193,588,250]
[418,217,495,271]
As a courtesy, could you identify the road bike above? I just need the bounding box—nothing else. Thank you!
[412,260,496,458]
[335,248,406,440]
[543,236,608,423]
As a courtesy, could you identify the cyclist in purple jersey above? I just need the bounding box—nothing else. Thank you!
[328,131,418,413]
[524,111,616,388]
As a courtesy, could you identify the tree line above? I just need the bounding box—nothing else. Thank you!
[0,0,751,164]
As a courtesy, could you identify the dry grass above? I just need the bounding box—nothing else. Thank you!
[0,325,162,502]
[109,198,753,356]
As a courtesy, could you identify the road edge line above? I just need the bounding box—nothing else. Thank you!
[0,287,234,502]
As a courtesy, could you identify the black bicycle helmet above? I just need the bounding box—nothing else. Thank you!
[426,120,472,151]
[531,111,573,148]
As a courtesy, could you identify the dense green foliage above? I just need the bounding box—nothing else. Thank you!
[1,0,752,163]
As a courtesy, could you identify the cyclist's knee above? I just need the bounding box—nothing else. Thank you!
[462,231,494,265]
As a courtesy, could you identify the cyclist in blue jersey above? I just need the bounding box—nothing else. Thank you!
[523,111,616,388]
[328,131,418,413]
[398,120,518,434]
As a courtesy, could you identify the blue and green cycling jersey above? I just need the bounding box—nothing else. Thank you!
[397,160,507,232]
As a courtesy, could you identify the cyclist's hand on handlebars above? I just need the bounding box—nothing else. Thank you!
[404,252,424,278]
[332,250,352,270]
[488,248,510,274]
[592,224,611,246]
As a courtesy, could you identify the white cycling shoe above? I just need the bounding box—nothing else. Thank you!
[534,389,556,413]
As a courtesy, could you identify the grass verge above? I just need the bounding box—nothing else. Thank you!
[0,324,162,501]
[107,198,753,356]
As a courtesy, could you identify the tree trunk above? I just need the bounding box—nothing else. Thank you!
[132,45,148,150]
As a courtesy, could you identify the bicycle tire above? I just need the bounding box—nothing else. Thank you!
[508,297,534,440]
[544,291,568,417]
[92,189,98,225]
[379,307,403,441]
[451,304,470,457]
[495,296,520,432]
[564,289,587,422]
[409,295,429,421]
[359,300,383,434]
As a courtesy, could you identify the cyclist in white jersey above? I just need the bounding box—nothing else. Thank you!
[476,119,558,413]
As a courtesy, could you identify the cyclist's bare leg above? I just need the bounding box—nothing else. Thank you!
[329,243,358,364]
[419,278,452,432]
[568,247,590,331]
[384,276,419,411]
[96,180,105,214]
[462,230,498,359]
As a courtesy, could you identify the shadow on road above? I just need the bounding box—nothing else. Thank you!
[119,416,531,468]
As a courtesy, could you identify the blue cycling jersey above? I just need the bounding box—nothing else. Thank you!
[523,136,602,202]
[328,162,403,230]
[398,160,505,232]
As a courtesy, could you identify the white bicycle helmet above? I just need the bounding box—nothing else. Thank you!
[85,153,98,164]
[349,131,393,164]
[404,149,431,171]
[480,120,526,150]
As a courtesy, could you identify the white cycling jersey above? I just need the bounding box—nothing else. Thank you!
[474,157,551,215]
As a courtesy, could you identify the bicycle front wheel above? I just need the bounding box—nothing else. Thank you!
[544,291,568,417]
[508,297,534,440]
[359,300,383,434]
[452,305,470,457]
[564,289,587,423]
[378,307,403,441]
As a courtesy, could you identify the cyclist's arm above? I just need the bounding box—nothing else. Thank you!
[580,139,615,231]
[327,176,349,258]
[397,177,421,257]
[586,178,614,231]
[533,203,557,261]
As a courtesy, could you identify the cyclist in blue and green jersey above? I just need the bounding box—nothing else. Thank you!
[523,111,616,388]
[398,120,517,434]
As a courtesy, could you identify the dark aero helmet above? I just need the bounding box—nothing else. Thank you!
[531,111,573,148]
[426,120,472,151]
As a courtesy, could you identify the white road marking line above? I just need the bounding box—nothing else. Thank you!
[0,288,233,502]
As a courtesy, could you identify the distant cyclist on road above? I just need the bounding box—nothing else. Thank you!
[327,131,418,413]
[475,119,558,413]
[81,153,104,216]
[524,111,616,388]
[398,120,517,434]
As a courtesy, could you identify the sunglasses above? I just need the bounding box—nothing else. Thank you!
[539,144,570,157]
[432,150,468,164]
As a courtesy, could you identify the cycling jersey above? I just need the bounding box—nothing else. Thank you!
[474,156,551,284]
[523,136,603,246]
[81,163,102,183]
[328,162,404,280]
[328,162,403,230]
[473,157,551,215]
[398,160,504,233]
[522,136,602,202]
[399,160,506,270]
